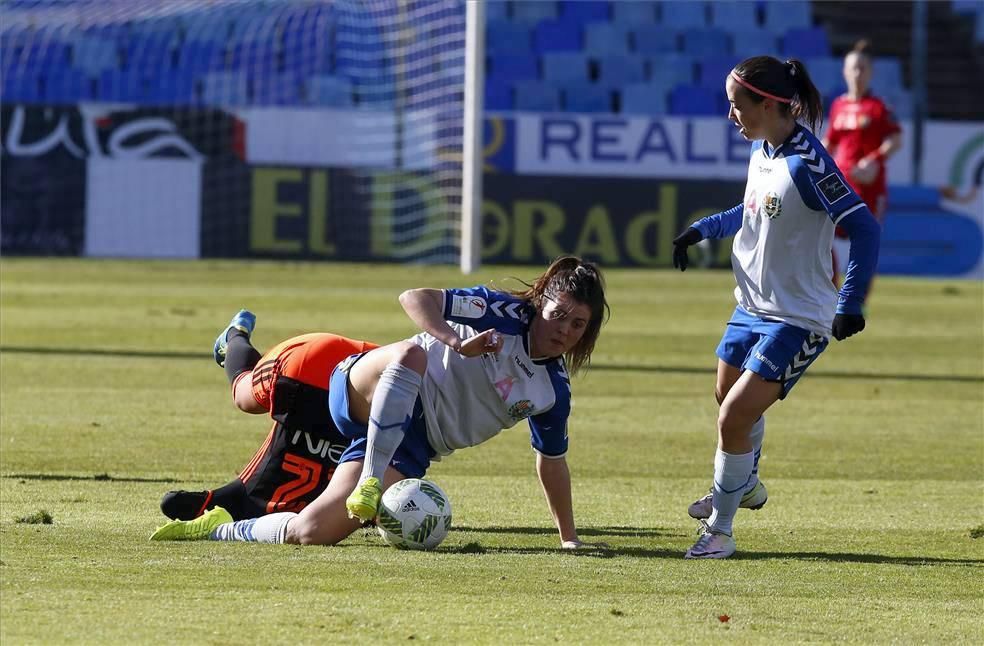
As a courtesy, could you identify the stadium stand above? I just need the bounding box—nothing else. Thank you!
[2,0,978,119]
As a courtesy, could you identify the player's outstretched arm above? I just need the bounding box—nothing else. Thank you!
[671,202,744,272]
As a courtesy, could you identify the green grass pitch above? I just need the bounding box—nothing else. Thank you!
[1,258,981,643]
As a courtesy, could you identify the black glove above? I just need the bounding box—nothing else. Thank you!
[831,313,865,340]
[672,227,703,271]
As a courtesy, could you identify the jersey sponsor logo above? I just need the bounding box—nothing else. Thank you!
[494,375,516,400]
[451,294,488,319]
[508,399,534,422]
[513,355,535,378]
[289,430,347,462]
[762,192,782,219]
[817,172,851,204]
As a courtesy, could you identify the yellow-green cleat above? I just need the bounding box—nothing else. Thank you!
[345,477,382,523]
[150,506,233,541]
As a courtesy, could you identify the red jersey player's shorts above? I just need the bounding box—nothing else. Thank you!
[249,333,378,411]
[235,333,379,515]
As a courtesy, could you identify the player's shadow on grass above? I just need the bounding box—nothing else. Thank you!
[5,473,179,483]
[4,346,981,384]
[733,551,984,567]
[453,525,678,539]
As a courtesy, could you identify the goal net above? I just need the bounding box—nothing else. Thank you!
[1,0,473,265]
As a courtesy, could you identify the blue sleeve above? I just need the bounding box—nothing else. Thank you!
[692,202,744,239]
[443,286,530,335]
[836,207,881,314]
[787,130,865,221]
[528,361,571,457]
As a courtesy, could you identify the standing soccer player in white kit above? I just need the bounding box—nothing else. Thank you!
[671,56,881,559]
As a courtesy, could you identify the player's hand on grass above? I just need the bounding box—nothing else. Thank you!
[561,539,611,550]
[455,329,504,357]
[672,227,703,272]
[831,313,865,340]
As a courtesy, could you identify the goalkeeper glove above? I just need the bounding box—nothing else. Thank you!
[672,227,703,272]
[831,313,865,340]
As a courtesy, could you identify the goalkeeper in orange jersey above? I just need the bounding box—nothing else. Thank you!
[159,310,377,521]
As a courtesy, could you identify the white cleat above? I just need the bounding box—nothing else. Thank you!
[685,521,736,559]
[688,480,768,520]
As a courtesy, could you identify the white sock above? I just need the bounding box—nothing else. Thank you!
[748,416,765,490]
[707,449,754,536]
[358,363,422,485]
[210,512,295,543]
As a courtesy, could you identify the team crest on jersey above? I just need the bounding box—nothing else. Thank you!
[450,295,487,319]
[762,192,782,219]
[508,399,534,422]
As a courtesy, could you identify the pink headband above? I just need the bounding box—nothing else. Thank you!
[730,71,793,104]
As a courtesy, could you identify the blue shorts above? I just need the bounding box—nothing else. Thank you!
[715,306,828,399]
[327,352,435,479]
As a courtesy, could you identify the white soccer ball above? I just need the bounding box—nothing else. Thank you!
[376,478,452,550]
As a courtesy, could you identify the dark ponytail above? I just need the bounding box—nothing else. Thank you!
[785,59,824,133]
[732,56,825,132]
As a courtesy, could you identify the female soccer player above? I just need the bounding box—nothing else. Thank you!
[160,312,377,521]
[824,39,902,287]
[671,56,881,559]
[152,256,610,549]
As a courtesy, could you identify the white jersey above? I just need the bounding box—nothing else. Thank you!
[731,125,867,336]
[407,287,572,460]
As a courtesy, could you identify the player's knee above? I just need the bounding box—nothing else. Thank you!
[286,515,351,546]
[391,341,427,375]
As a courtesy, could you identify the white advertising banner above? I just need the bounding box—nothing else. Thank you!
[85,158,202,258]
[239,107,438,170]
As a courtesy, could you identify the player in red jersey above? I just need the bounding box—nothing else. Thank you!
[159,311,377,521]
[823,39,902,289]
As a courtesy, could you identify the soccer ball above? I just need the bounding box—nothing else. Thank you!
[376,478,452,550]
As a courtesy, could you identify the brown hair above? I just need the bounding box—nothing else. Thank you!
[851,38,872,59]
[732,55,825,132]
[505,256,609,375]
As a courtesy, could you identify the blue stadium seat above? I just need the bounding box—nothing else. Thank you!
[805,56,843,96]
[558,0,610,23]
[533,19,582,52]
[669,84,721,115]
[647,52,696,86]
[98,69,149,103]
[881,87,913,118]
[658,1,708,29]
[781,27,830,59]
[42,69,93,104]
[976,10,984,42]
[562,82,611,112]
[951,0,981,14]
[612,1,657,24]
[620,82,669,114]
[584,23,631,55]
[485,78,513,110]
[252,73,300,105]
[731,28,780,58]
[682,27,732,58]
[513,80,561,111]
[597,55,646,85]
[2,73,42,103]
[146,72,197,105]
[763,0,812,32]
[201,71,249,105]
[697,55,740,89]
[306,75,354,107]
[872,57,904,91]
[632,25,680,55]
[484,0,509,22]
[486,20,532,53]
[72,37,119,76]
[541,51,589,82]
[488,53,539,81]
[176,42,224,73]
[709,1,759,30]
[511,0,558,24]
